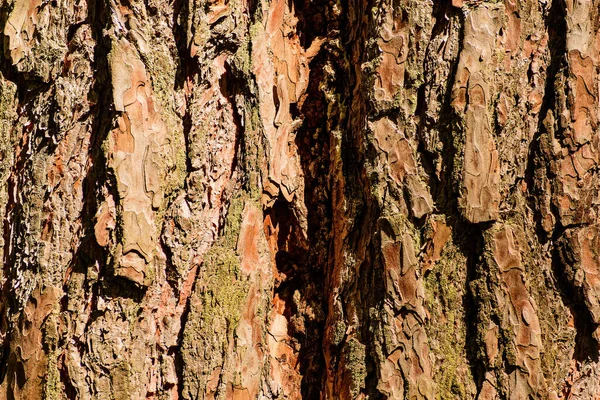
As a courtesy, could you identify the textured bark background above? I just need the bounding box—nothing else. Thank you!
[0,0,600,398]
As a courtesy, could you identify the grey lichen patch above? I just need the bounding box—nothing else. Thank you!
[152,133,187,232]
[231,32,253,77]
[28,40,66,82]
[3,0,67,81]
[9,154,51,309]
[527,247,575,386]
[0,74,17,122]
[139,44,177,114]
[239,91,267,200]
[187,0,246,66]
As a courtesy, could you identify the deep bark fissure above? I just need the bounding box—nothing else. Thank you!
[526,0,567,243]
[458,222,486,393]
[219,62,246,182]
[553,237,600,363]
[336,2,388,398]
[173,268,196,399]
[172,0,197,178]
[537,0,600,366]
[290,10,335,393]
[266,197,326,398]
[262,36,333,398]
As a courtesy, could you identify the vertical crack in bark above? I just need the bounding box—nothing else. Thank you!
[258,1,332,395]
[418,3,482,395]
[172,265,196,398]
[526,0,566,243]
[553,240,599,363]
[291,56,329,400]
[531,0,600,373]
[462,224,485,392]
[57,0,114,394]
[415,1,458,210]
[172,0,196,180]
[168,0,196,393]
[322,1,388,397]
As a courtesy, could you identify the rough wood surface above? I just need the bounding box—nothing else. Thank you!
[0,0,599,398]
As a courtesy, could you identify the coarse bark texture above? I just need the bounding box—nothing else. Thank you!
[1,0,600,398]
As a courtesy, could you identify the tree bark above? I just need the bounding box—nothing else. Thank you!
[0,0,598,398]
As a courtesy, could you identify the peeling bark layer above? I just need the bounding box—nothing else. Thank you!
[1,0,600,398]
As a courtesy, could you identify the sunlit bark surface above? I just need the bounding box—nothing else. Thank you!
[0,0,599,398]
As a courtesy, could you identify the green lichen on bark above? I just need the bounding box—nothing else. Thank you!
[111,362,132,400]
[198,194,252,330]
[423,231,476,399]
[196,248,246,332]
[42,301,61,400]
[341,338,367,398]
[0,74,16,272]
[181,194,251,399]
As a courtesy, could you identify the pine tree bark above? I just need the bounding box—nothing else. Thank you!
[0,0,599,398]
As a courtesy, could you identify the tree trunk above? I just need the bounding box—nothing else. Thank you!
[0,0,598,398]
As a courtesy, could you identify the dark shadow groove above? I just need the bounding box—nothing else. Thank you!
[265,195,327,399]
[172,262,198,399]
[266,1,336,397]
[334,1,386,398]
[525,0,567,243]
[453,218,486,394]
[58,0,117,392]
[169,0,197,395]
[525,0,600,365]
[554,235,600,362]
